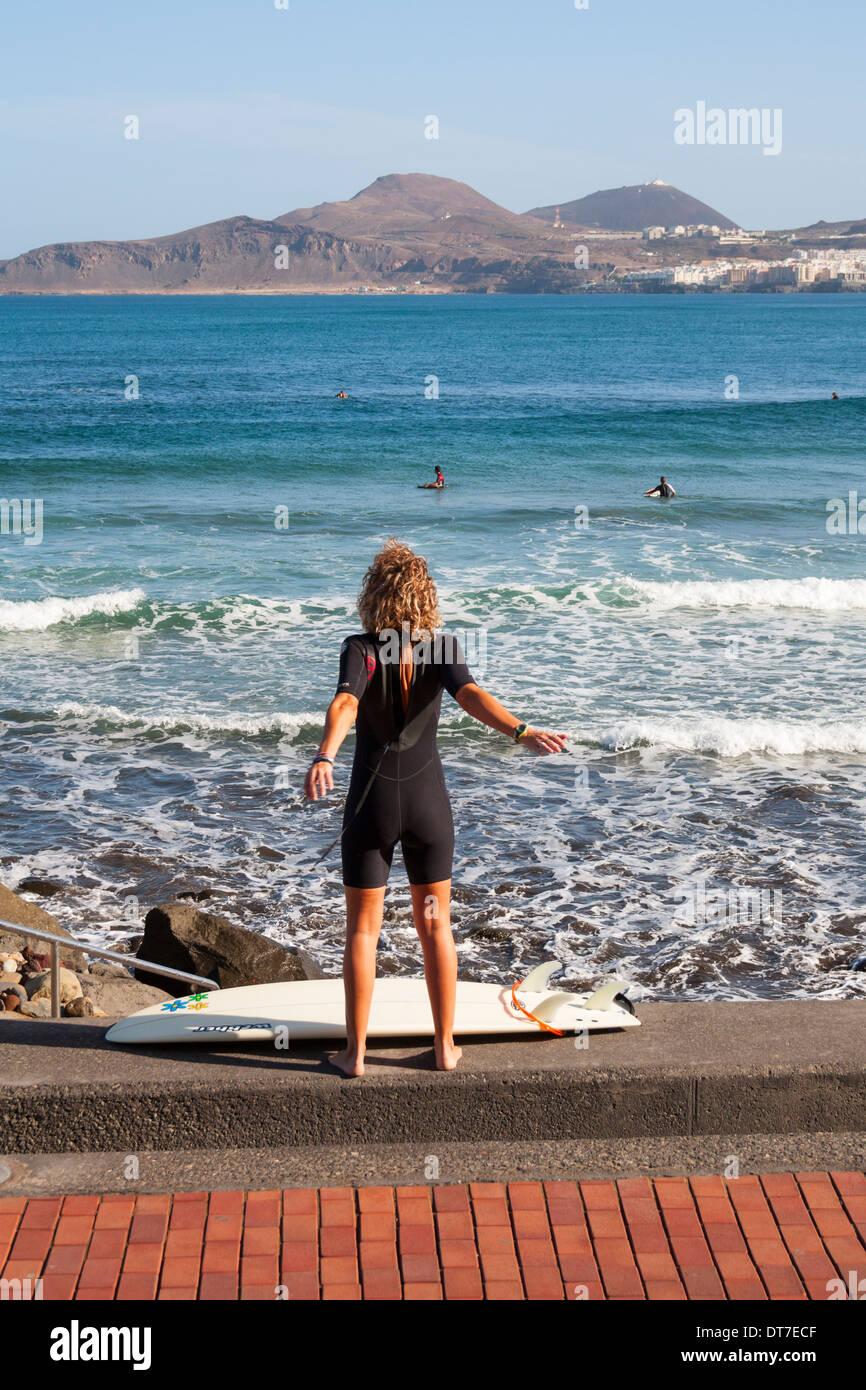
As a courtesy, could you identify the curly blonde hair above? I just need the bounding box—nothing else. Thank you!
[357,539,441,639]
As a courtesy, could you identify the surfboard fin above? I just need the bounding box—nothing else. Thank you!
[532,992,579,1025]
[584,979,630,1012]
[520,961,562,993]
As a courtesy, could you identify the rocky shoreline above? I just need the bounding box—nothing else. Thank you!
[0,882,325,1022]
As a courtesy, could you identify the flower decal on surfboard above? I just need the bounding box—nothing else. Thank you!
[160,992,209,1012]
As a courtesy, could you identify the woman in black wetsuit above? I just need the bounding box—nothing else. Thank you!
[304,540,567,1075]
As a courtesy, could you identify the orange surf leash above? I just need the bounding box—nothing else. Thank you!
[510,979,564,1036]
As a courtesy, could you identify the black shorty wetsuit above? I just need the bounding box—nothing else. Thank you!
[335,632,474,888]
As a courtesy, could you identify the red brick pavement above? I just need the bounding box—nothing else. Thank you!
[1,1172,864,1301]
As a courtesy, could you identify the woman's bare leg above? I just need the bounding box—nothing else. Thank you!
[331,885,386,1077]
[410,879,462,1071]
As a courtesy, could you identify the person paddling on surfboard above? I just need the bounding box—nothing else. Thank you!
[645,475,676,498]
[419,467,445,489]
[304,539,567,1076]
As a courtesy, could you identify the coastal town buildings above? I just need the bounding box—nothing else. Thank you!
[642,222,726,240]
[622,245,866,290]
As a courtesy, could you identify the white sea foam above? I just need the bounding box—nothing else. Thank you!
[450,574,866,618]
[597,717,866,757]
[0,588,350,637]
[618,576,866,612]
[9,576,858,639]
[0,588,146,631]
[150,594,312,631]
[52,702,318,739]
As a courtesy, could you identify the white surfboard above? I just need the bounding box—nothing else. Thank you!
[105,963,639,1045]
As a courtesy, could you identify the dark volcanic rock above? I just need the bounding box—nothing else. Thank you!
[18,877,64,897]
[467,924,513,942]
[135,901,327,996]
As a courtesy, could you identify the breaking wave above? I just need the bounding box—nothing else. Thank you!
[596,716,866,757]
[0,588,147,632]
[0,589,340,635]
[613,576,866,613]
[1,701,321,740]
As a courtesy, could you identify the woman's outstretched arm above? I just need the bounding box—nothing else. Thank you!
[455,683,567,756]
[304,692,359,800]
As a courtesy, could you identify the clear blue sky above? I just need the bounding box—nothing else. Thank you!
[0,0,862,258]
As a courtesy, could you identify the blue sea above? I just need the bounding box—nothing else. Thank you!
[1,293,865,1000]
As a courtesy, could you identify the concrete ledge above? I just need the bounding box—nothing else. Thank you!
[3,1134,865,1199]
[2,1001,864,1154]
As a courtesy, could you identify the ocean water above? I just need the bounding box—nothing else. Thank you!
[1,292,865,1001]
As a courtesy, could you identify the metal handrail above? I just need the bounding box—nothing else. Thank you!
[0,918,219,1020]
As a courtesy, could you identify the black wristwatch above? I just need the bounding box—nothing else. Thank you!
[512,723,528,743]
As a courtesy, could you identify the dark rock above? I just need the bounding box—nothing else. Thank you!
[135,901,327,996]
[0,884,87,970]
[175,889,213,901]
[257,846,285,862]
[467,924,513,942]
[18,878,64,897]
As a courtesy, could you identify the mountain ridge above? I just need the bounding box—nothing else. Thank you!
[527,181,737,231]
[1,173,860,294]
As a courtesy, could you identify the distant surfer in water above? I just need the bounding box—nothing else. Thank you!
[645,475,676,498]
[335,389,348,399]
[304,539,566,1075]
[831,392,839,400]
[419,466,445,489]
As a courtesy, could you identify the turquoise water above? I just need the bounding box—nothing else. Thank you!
[1,293,866,999]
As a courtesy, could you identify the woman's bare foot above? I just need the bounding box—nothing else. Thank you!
[329,1047,365,1077]
[433,1039,462,1072]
